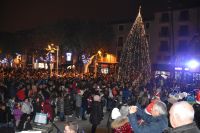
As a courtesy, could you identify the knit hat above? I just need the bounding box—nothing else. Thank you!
[196,90,200,104]
[111,108,121,120]
[120,105,129,117]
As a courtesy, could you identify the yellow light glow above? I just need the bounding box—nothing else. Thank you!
[98,50,102,55]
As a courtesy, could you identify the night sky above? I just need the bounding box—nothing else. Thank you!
[0,0,199,33]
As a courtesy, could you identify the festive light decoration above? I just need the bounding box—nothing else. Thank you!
[118,7,151,88]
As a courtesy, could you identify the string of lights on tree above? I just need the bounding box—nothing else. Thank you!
[118,7,151,88]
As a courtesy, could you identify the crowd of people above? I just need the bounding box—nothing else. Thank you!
[0,67,200,133]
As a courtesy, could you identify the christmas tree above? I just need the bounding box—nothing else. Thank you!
[118,7,151,88]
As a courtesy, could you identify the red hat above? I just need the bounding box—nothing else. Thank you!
[196,90,200,104]
[145,100,156,115]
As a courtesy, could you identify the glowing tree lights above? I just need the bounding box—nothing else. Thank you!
[118,7,151,88]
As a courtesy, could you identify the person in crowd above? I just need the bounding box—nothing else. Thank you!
[13,103,23,127]
[7,96,16,113]
[42,99,53,122]
[90,95,103,133]
[0,102,10,127]
[32,96,42,118]
[75,89,82,119]
[164,101,200,133]
[21,98,33,115]
[64,94,73,117]
[16,86,26,101]
[64,121,79,133]
[193,90,200,129]
[57,93,65,121]
[17,113,32,131]
[81,90,88,120]
[111,105,132,133]
[128,100,168,133]
[122,84,131,104]
[0,101,13,128]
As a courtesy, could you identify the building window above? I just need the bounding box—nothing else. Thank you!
[146,23,150,29]
[159,41,169,52]
[160,13,169,23]
[179,25,189,36]
[160,26,169,37]
[177,40,188,52]
[118,25,124,31]
[179,10,189,21]
[118,37,123,47]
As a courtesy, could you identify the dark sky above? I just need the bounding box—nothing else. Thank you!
[0,0,145,32]
[1,0,197,33]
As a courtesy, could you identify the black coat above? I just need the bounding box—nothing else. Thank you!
[64,95,73,115]
[193,103,200,129]
[163,122,200,133]
[90,101,103,125]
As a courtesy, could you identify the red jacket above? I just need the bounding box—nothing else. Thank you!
[42,100,53,121]
[16,89,26,101]
[112,117,133,133]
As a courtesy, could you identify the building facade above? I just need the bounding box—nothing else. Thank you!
[112,6,200,81]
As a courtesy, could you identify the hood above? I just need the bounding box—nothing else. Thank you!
[111,117,129,129]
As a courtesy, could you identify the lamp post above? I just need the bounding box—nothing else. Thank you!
[56,45,59,76]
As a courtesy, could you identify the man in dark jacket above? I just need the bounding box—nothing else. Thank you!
[128,100,168,133]
[193,90,200,129]
[90,95,103,133]
[164,101,200,133]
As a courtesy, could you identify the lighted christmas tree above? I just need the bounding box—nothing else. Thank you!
[118,7,151,88]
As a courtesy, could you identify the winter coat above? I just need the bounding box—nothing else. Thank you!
[43,101,53,121]
[193,103,200,129]
[75,94,82,107]
[57,97,64,113]
[90,101,103,125]
[122,88,131,103]
[128,107,168,133]
[13,108,23,121]
[32,102,42,114]
[17,114,32,131]
[21,102,33,114]
[16,89,26,101]
[64,95,73,115]
[111,117,133,133]
[163,122,200,133]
